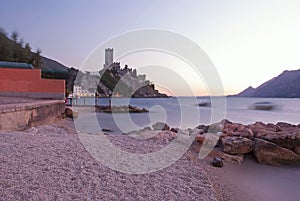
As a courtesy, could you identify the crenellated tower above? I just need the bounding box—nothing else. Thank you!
[103,48,113,69]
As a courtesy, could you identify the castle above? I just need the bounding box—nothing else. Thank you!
[102,48,147,80]
[103,48,114,69]
[96,48,168,98]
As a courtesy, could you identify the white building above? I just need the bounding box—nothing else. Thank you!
[73,85,94,97]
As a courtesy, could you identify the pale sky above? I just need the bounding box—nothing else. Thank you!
[1,0,300,95]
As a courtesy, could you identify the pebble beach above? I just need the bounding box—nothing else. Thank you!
[0,120,220,201]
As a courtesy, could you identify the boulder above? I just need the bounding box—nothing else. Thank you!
[261,131,300,151]
[170,127,179,133]
[221,136,254,154]
[254,130,280,138]
[195,134,205,144]
[196,124,208,133]
[294,145,300,155]
[188,128,205,135]
[208,122,224,133]
[212,150,244,165]
[211,157,223,167]
[152,122,170,131]
[253,138,300,165]
[142,126,152,131]
[64,108,73,118]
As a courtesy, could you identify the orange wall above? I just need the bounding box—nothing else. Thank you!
[0,68,65,99]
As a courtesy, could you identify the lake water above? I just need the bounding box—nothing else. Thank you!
[72,97,300,134]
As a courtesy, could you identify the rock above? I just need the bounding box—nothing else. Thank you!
[266,123,281,132]
[142,126,152,131]
[294,145,300,155]
[254,130,279,138]
[208,122,224,133]
[221,136,254,154]
[221,153,244,165]
[188,128,205,136]
[276,122,295,128]
[211,157,223,167]
[195,134,205,144]
[238,127,254,139]
[64,108,73,118]
[152,122,170,131]
[170,127,179,133]
[253,138,300,165]
[261,131,300,151]
[196,125,208,133]
[211,149,244,165]
[102,128,112,132]
[153,131,177,142]
[203,133,220,147]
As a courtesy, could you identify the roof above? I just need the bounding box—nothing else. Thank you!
[0,61,34,69]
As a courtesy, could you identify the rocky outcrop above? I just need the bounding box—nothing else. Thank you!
[194,119,300,166]
[95,105,148,113]
[96,66,168,98]
[152,122,170,131]
[253,138,300,165]
[221,136,254,154]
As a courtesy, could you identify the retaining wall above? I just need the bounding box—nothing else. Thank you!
[0,68,65,99]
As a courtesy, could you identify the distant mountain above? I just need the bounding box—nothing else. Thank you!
[235,86,256,97]
[40,56,69,72]
[235,69,300,98]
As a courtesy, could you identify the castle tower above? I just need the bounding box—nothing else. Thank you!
[103,48,113,69]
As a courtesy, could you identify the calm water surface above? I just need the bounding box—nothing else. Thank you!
[73,97,300,134]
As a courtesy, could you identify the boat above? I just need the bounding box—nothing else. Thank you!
[249,101,276,110]
[198,99,211,107]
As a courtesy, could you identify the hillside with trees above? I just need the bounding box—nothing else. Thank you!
[0,29,42,68]
[0,28,78,95]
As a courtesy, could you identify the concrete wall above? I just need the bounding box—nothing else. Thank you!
[0,68,65,99]
[0,100,65,131]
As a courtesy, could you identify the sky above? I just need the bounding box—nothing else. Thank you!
[1,0,300,95]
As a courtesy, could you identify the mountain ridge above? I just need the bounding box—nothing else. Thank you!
[235,69,300,98]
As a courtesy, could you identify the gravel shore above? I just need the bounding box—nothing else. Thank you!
[0,120,219,201]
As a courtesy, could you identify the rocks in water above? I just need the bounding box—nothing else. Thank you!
[261,131,300,151]
[170,127,179,133]
[253,138,300,166]
[64,108,73,118]
[152,122,170,131]
[95,105,148,113]
[221,136,254,154]
[211,157,223,167]
[102,128,112,132]
[191,119,300,166]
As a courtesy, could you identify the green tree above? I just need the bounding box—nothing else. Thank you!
[32,48,42,68]
[23,43,32,63]
[11,31,18,43]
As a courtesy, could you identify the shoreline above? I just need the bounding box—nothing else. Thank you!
[0,120,217,200]
[1,119,300,200]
